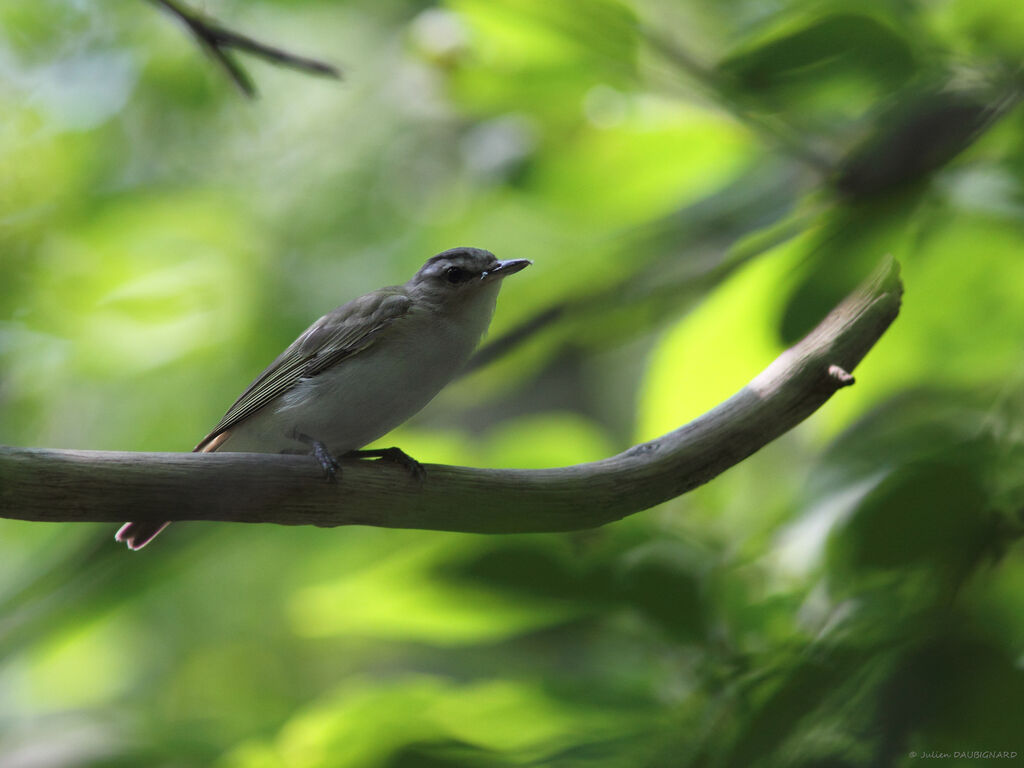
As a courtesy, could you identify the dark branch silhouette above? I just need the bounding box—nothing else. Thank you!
[148,0,341,96]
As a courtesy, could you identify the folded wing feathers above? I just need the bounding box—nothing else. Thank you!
[194,289,412,452]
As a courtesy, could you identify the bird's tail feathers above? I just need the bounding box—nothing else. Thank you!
[116,429,232,550]
[115,521,170,551]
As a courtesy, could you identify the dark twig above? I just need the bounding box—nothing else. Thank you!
[147,0,341,97]
[464,303,570,374]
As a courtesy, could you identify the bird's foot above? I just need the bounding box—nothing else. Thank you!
[345,447,425,481]
[293,433,341,482]
[312,441,341,482]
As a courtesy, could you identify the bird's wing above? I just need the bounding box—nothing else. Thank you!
[194,289,413,451]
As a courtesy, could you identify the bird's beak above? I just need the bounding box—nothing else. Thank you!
[481,259,532,282]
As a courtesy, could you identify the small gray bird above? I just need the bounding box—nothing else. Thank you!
[116,247,530,549]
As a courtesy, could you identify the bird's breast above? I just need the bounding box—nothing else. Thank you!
[221,308,486,455]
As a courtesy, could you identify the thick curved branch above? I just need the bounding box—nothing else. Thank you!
[0,259,901,534]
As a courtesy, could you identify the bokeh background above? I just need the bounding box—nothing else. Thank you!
[2,1,1024,766]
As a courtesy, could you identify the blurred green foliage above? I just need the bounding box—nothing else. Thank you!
[2,0,1023,766]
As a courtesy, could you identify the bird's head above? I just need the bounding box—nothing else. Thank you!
[409,247,531,310]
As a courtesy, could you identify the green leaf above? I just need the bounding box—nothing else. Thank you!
[288,536,587,645]
[719,13,916,109]
[447,0,639,122]
[638,242,797,441]
[828,456,997,584]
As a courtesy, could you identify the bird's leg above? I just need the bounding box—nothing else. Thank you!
[293,432,341,482]
[345,447,425,481]
[311,441,341,483]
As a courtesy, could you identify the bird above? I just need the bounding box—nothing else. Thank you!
[115,247,531,549]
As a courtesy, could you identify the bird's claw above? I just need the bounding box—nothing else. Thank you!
[345,447,425,482]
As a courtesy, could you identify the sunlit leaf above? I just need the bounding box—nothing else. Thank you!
[220,677,652,768]
[819,209,1024,432]
[483,412,617,468]
[447,0,639,123]
[288,536,587,645]
[528,99,757,228]
[22,614,137,710]
[637,242,798,441]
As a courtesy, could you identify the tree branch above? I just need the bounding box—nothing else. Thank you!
[148,0,341,97]
[0,259,901,534]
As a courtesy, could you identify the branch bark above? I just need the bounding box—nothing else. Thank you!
[0,259,902,534]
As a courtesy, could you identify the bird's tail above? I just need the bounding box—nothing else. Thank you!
[115,521,170,550]
[115,431,231,550]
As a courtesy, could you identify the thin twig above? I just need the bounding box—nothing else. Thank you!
[147,0,341,97]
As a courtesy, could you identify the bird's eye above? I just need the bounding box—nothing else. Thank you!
[444,266,471,284]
